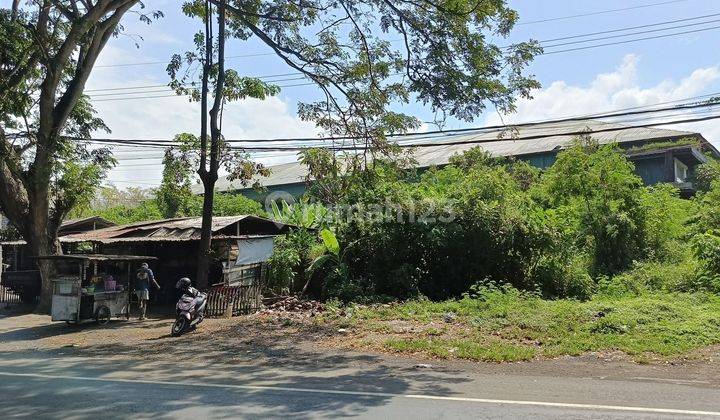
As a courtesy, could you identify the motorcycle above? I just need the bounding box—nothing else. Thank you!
[171,287,207,336]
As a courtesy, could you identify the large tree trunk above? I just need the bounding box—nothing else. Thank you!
[196,176,216,289]
[29,236,60,312]
[196,0,226,289]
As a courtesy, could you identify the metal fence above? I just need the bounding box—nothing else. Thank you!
[0,285,21,306]
[205,284,263,317]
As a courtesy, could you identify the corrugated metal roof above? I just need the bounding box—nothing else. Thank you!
[60,216,115,231]
[201,119,703,193]
[35,254,157,262]
[58,215,290,244]
[0,215,117,246]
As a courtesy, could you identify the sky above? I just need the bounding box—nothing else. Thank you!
[51,0,720,188]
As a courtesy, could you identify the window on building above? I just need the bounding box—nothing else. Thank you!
[674,158,688,183]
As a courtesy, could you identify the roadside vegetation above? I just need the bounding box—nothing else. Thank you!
[312,287,720,362]
[68,136,720,361]
[259,137,720,361]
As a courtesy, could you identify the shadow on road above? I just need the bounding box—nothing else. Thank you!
[0,320,472,418]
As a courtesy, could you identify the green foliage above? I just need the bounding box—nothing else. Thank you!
[641,184,695,262]
[692,180,720,233]
[625,137,700,154]
[266,229,324,295]
[331,288,720,361]
[536,139,647,275]
[270,199,330,229]
[183,193,263,217]
[319,229,340,256]
[156,134,196,218]
[335,151,566,300]
[286,137,720,302]
[96,201,164,225]
[692,159,720,193]
[52,153,116,220]
[266,243,301,295]
[598,260,701,296]
[690,232,720,293]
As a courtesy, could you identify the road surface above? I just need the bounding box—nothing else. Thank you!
[0,352,718,419]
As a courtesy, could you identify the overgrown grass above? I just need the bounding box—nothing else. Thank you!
[321,289,720,362]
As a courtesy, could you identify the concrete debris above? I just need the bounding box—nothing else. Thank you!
[443,312,457,323]
[260,296,326,313]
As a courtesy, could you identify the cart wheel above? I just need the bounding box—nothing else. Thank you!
[95,305,111,325]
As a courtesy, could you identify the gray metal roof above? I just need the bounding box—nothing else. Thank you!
[204,119,703,193]
[35,254,158,262]
[59,215,291,244]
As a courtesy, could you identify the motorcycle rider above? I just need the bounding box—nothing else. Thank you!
[175,277,205,320]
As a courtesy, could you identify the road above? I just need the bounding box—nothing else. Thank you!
[0,353,718,419]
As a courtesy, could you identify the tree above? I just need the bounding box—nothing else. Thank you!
[0,1,160,309]
[537,138,648,275]
[156,135,196,218]
[170,0,539,287]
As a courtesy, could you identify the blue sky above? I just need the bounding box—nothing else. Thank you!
[69,0,720,187]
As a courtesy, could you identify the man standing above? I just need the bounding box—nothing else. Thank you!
[135,262,160,320]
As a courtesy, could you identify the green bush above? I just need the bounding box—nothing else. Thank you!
[294,139,716,302]
[690,231,720,293]
[535,140,648,276]
[531,254,594,300]
[266,243,301,295]
[599,260,702,296]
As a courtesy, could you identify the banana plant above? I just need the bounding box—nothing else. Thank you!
[303,229,348,296]
[270,199,329,230]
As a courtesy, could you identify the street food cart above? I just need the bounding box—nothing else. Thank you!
[38,254,157,325]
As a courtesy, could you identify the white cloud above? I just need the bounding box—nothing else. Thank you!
[87,44,318,187]
[485,54,720,145]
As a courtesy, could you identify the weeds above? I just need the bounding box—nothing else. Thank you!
[325,289,720,362]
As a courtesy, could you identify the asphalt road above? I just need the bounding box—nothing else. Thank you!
[0,353,718,419]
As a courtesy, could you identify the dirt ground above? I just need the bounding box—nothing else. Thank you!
[2,305,720,387]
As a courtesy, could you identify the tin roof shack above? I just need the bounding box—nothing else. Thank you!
[1,216,116,272]
[59,216,292,304]
[1,216,116,302]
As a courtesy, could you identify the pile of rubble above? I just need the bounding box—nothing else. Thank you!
[259,296,325,315]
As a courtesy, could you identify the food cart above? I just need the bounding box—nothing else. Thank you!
[38,254,157,325]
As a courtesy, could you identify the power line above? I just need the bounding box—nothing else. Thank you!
[99,109,717,168]
[517,0,689,25]
[542,24,720,55]
[76,99,720,145]
[95,52,276,68]
[85,74,307,94]
[88,4,696,75]
[89,82,316,102]
[85,72,303,92]
[97,112,720,154]
[541,17,720,49]
[228,114,720,151]
[538,12,720,43]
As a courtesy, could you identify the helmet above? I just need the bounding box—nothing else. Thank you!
[141,262,149,269]
[176,277,192,290]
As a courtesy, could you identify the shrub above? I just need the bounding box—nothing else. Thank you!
[599,260,702,296]
[266,243,301,295]
[532,254,594,300]
[690,231,720,293]
[536,140,648,276]
[642,184,695,262]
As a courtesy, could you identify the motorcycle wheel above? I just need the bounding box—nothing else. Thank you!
[171,317,188,336]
